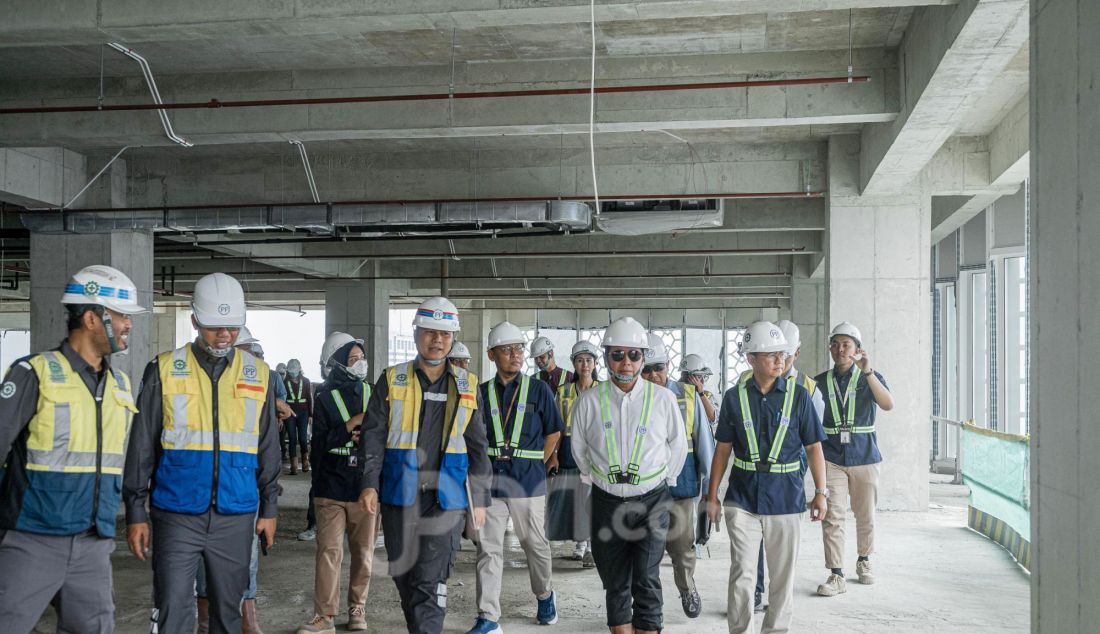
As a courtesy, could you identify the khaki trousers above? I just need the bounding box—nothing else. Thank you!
[664,497,698,594]
[822,461,881,569]
[314,497,381,616]
[724,507,801,634]
[475,496,554,621]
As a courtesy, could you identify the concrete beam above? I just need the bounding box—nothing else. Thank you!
[0,147,85,208]
[0,1,957,46]
[859,0,1027,195]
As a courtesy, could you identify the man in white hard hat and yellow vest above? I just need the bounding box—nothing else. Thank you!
[0,265,145,634]
[531,336,573,393]
[357,298,493,634]
[707,320,828,634]
[815,321,894,597]
[124,272,282,634]
[571,317,687,634]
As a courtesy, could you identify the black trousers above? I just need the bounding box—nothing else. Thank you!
[381,502,464,634]
[590,484,671,631]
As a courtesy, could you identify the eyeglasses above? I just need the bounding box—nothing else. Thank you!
[751,351,788,361]
[641,363,667,374]
[608,349,644,363]
[495,344,525,356]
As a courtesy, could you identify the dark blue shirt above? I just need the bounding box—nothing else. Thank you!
[478,374,563,498]
[814,366,889,467]
[715,376,825,515]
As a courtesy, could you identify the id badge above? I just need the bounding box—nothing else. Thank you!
[347,454,359,467]
[840,431,851,445]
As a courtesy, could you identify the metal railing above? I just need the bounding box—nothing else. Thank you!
[930,416,969,484]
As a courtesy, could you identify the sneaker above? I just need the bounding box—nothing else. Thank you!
[581,549,596,568]
[680,589,702,618]
[816,573,847,597]
[572,542,586,560]
[857,559,875,585]
[296,527,317,541]
[466,617,502,634]
[347,605,367,631]
[537,591,558,625]
[754,591,767,613]
[297,614,335,634]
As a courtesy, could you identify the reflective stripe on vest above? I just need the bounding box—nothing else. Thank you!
[678,382,697,453]
[734,378,800,473]
[26,352,135,475]
[557,380,601,437]
[382,362,478,509]
[825,367,873,434]
[486,375,541,460]
[589,380,666,485]
[287,379,308,404]
[330,383,370,456]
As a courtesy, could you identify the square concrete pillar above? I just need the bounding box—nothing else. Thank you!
[325,269,399,376]
[1031,0,1100,629]
[29,231,154,383]
[825,135,932,512]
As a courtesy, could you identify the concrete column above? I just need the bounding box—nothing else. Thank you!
[825,135,932,512]
[324,268,399,376]
[29,231,155,383]
[457,307,484,380]
[1031,1,1100,629]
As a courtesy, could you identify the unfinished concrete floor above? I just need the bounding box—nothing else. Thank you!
[33,474,1028,633]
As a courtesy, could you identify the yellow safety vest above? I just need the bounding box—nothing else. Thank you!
[381,362,478,509]
[677,382,698,452]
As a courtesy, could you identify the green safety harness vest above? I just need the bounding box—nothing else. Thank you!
[487,375,544,460]
[287,379,308,404]
[329,383,371,456]
[590,380,667,486]
[824,367,873,442]
[733,377,801,473]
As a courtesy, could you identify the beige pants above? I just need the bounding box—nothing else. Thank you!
[724,506,801,634]
[664,497,698,594]
[475,496,554,621]
[822,461,881,569]
[313,497,380,617]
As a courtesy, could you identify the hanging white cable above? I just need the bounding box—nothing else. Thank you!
[64,145,131,209]
[588,0,601,215]
[107,43,193,147]
[288,140,320,203]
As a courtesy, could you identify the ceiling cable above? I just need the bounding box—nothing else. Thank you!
[589,0,601,216]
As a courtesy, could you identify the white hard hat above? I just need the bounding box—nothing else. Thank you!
[413,297,461,332]
[236,325,259,346]
[741,321,789,355]
[777,319,801,353]
[61,265,148,315]
[488,322,525,349]
[830,321,863,348]
[644,332,669,365]
[570,341,601,361]
[681,353,711,374]
[448,342,471,360]
[191,273,246,328]
[320,331,363,368]
[602,317,649,350]
[286,359,302,373]
[530,336,554,358]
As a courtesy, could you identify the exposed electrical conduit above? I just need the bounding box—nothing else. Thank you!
[166,246,809,262]
[105,43,192,147]
[0,76,872,115]
[288,140,320,203]
[145,271,791,281]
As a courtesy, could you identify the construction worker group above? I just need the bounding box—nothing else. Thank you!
[0,266,894,634]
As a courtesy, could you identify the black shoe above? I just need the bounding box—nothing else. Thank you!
[681,589,702,618]
[754,591,767,613]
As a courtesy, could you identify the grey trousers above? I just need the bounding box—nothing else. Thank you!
[665,496,699,595]
[151,509,255,634]
[0,529,115,634]
[474,496,554,621]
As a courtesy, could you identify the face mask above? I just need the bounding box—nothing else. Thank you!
[420,356,445,366]
[288,370,300,378]
[205,345,231,358]
[101,311,126,355]
[347,359,370,380]
[609,368,639,383]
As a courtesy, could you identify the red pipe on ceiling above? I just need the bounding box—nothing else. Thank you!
[0,75,871,115]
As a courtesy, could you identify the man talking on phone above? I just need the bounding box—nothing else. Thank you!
[706,321,827,634]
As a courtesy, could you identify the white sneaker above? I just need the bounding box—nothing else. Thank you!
[297,528,317,541]
[816,573,848,597]
[572,542,586,560]
[857,559,875,585]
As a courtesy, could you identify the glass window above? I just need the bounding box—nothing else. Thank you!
[0,330,30,376]
[1003,256,1028,434]
[968,272,989,427]
[388,308,418,367]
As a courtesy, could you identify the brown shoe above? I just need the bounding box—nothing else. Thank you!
[302,454,311,473]
[196,597,210,634]
[289,459,298,475]
[297,614,335,634]
[241,598,264,634]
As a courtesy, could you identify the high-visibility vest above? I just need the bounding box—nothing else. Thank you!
[824,367,873,434]
[381,362,478,510]
[329,383,370,456]
[153,345,270,515]
[555,380,600,436]
[589,380,666,486]
[18,351,136,537]
[287,379,309,404]
[486,375,543,460]
[733,377,801,474]
[676,382,698,452]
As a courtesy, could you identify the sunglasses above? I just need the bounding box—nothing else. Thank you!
[608,350,644,363]
[641,363,667,374]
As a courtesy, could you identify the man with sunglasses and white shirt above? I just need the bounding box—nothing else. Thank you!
[571,317,687,634]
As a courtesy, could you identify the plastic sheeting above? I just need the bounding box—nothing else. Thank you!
[960,423,1030,541]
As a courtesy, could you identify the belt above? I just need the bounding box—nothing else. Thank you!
[592,482,668,503]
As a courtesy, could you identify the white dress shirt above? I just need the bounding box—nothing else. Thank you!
[570,377,688,497]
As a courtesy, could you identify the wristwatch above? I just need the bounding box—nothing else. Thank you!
[815,488,830,498]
